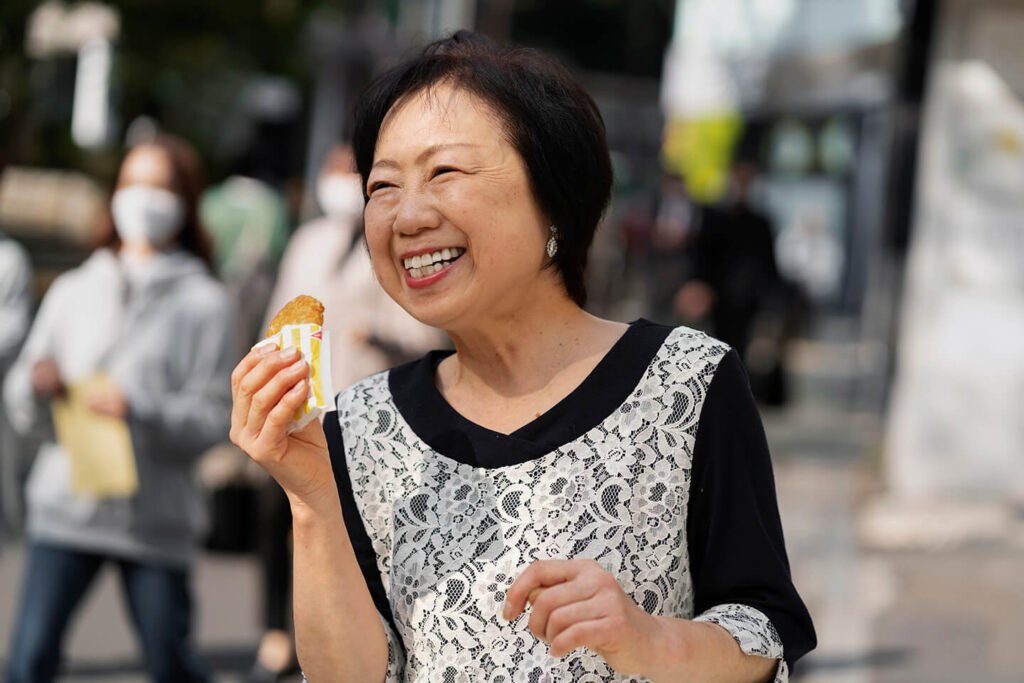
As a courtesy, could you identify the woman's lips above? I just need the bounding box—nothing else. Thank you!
[402,246,465,275]
[403,251,464,289]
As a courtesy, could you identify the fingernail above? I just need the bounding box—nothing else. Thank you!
[290,380,307,394]
[278,347,299,360]
[256,344,275,356]
[501,602,511,621]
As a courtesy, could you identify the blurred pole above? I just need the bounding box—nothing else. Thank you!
[885,0,939,252]
[25,2,120,150]
[398,0,475,43]
[301,8,385,221]
[476,0,515,41]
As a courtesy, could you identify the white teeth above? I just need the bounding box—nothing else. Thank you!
[404,247,465,277]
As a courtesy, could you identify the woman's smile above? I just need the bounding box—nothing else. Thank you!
[401,246,466,287]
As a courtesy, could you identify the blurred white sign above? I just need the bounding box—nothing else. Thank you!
[886,61,1024,499]
[72,38,112,150]
[26,0,119,57]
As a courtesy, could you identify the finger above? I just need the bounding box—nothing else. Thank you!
[230,345,276,432]
[232,346,300,434]
[232,344,276,391]
[247,358,309,432]
[548,617,615,659]
[526,579,602,642]
[504,560,586,621]
[256,378,309,451]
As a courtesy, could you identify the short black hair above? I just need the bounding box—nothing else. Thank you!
[352,30,612,307]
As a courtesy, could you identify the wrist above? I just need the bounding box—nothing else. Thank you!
[641,615,694,679]
[288,482,343,523]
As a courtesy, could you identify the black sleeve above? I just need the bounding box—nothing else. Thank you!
[322,410,401,642]
[687,350,816,671]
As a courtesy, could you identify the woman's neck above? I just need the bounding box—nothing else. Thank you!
[439,292,626,402]
[119,240,159,262]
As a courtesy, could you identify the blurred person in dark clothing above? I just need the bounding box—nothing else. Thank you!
[646,171,704,323]
[2,136,235,683]
[675,162,780,367]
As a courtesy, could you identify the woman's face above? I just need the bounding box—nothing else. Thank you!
[112,145,186,250]
[364,83,555,331]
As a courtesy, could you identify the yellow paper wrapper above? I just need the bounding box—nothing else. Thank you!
[254,323,334,432]
[53,373,138,497]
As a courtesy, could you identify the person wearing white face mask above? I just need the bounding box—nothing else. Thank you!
[247,144,445,682]
[3,135,235,683]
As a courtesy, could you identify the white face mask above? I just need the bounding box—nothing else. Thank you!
[317,174,365,219]
[111,186,185,247]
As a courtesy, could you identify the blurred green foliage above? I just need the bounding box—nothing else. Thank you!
[0,0,672,187]
[0,0,363,185]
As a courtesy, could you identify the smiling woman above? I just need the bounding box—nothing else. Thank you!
[229,31,815,683]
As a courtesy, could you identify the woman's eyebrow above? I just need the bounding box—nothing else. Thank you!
[372,143,481,170]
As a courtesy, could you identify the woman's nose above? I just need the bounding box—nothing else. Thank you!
[392,189,441,236]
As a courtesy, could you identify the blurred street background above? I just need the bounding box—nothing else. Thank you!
[2,1,1024,681]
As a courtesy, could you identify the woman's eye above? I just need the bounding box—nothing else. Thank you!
[368,181,395,194]
[431,166,458,179]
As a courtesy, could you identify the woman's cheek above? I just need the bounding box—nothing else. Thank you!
[363,213,397,282]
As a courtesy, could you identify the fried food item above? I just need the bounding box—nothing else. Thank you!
[265,294,325,337]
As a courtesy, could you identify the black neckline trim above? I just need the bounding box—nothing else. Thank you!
[388,319,673,469]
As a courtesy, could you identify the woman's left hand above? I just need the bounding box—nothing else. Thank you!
[503,559,665,676]
[86,383,128,419]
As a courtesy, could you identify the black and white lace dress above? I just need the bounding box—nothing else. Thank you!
[323,321,815,682]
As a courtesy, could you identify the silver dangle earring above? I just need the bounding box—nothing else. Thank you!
[546,225,559,258]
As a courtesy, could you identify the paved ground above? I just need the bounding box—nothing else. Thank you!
[766,332,1024,683]
[1,321,1022,681]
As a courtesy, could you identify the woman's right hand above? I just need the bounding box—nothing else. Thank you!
[31,358,65,399]
[230,345,333,507]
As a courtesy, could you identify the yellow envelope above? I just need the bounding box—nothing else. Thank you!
[52,374,138,497]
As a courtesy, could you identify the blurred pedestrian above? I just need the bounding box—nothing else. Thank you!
[231,32,813,681]
[200,151,291,355]
[648,170,704,323]
[2,135,235,683]
[0,227,32,544]
[675,161,780,364]
[247,143,445,682]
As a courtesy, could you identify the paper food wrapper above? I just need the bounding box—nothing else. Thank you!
[254,324,334,432]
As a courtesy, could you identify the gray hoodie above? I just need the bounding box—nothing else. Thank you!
[3,248,236,566]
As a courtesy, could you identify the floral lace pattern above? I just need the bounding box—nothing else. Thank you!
[695,603,787,682]
[337,327,786,681]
